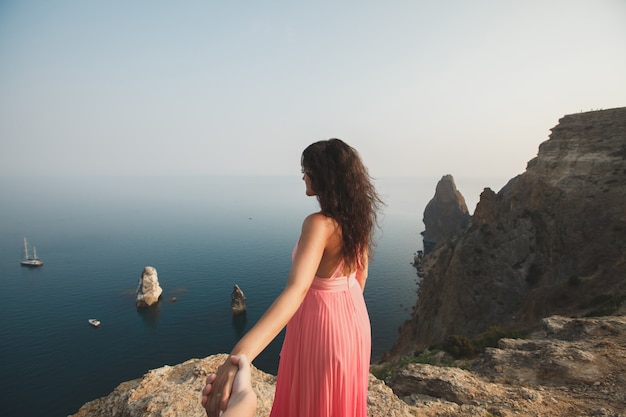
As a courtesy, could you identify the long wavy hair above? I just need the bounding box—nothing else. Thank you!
[301,138,384,270]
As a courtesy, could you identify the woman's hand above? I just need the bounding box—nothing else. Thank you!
[200,372,218,414]
[202,357,238,417]
[202,354,257,417]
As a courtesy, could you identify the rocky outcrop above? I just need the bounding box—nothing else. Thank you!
[70,355,416,417]
[231,284,247,315]
[388,107,626,356]
[70,315,626,417]
[387,315,626,417]
[421,175,470,254]
[135,266,163,308]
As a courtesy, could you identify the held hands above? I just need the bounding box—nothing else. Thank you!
[202,357,237,416]
[202,354,256,417]
[226,354,257,416]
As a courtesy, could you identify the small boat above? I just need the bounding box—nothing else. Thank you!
[21,237,43,267]
[88,319,101,327]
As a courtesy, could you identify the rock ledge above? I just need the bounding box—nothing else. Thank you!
[71,315,626,417]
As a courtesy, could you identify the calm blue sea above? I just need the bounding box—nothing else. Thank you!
[0,175,504,417]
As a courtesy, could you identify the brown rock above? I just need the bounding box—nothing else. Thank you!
[389,107,626,356]
[231,284,247,315]
[70,355,417,417]
[386,315,626,416]
[422,174,470,254]
[70,315,626,417]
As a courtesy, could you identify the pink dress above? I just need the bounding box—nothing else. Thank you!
[269,248,371,417]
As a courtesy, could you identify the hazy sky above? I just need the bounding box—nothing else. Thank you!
[1,1,624,180]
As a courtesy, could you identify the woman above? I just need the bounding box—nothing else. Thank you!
[204,138,383,417]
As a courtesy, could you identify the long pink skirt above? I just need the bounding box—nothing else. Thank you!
[269,272,371,417]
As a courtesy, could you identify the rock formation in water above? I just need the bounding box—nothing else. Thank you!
[421,174,470,254]
[388,107,626,357]
[135,266,163,308]
[231,284,247,315]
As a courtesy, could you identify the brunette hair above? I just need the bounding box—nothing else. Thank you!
[301,138,383,270]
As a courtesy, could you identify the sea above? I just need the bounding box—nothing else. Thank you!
[0,175,506,417]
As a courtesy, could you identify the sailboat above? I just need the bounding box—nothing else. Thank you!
[21,237,43,267]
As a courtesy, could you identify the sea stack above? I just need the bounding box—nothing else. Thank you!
[136,266,163,308]
[231,284,247,315]
[421,174,470,254]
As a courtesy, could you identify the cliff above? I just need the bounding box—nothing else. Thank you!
[389,107,626,356]
[70,315,626,416]
[70,355,416,417]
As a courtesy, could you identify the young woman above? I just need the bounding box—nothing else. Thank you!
[204,138,383,417]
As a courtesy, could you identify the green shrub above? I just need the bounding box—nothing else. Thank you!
[474,326,522,351]
[438,326,524,359]
[442,335,476,359]
[372,327,526,379]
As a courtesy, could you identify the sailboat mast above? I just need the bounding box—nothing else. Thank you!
[23,237,29,259]
[33,246,38,260]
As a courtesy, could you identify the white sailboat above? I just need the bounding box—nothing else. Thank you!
[21,237,43,267]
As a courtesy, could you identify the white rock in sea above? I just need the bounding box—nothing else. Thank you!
[136,266,163,308]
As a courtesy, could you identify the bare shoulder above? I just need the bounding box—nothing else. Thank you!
[302,213,343,277]
[302,212,336,233]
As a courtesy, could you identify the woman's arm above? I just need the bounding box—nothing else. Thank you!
[204,213,332,417]
[355,252,369,292]
[231,213,331,359]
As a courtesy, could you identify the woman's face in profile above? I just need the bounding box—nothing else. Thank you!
[302,170,315,196]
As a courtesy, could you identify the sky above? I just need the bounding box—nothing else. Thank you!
[1,0,625,181]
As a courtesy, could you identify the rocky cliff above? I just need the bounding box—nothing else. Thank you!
[70,355,417,417]
[70,314,626,416]
[389,107,626,357]
[421,174,470,254]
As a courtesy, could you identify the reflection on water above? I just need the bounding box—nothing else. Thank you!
[137,302,161,327]
[168,286,189,298]
[232,312,248,338]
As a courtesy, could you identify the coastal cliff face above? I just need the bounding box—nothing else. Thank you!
[389,107,626,356]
